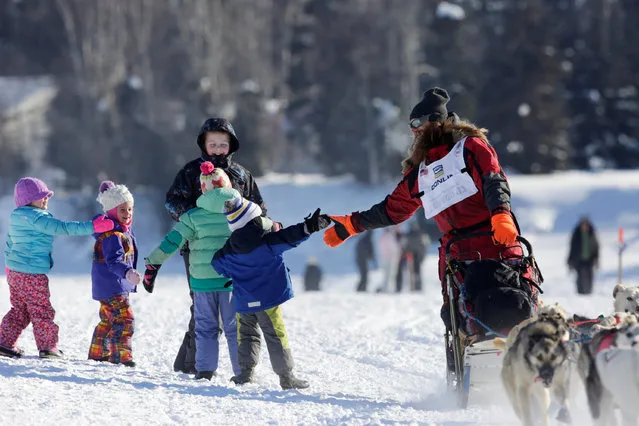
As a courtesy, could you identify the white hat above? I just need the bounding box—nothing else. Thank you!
[96,181,134,212]
[224,197,262,232]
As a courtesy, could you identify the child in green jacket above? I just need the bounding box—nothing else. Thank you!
[144,162,240,380]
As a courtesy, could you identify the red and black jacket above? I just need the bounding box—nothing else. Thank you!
[350,136,512,236]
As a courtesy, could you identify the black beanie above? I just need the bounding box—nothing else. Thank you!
[409,87,450,122]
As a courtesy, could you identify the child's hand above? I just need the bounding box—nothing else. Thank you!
[303,208,332,234]
[143,264,161,293]
[125,268,142,285]
[93,215,115,233]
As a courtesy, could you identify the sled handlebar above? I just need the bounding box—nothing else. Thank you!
[444,232,534,258]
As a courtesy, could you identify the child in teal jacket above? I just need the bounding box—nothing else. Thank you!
[0,177,113,359]
[144,162,240,380]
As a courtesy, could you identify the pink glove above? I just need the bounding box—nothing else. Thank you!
[125,269,141,285]
[4,267,9,275]
[93,215,115,233]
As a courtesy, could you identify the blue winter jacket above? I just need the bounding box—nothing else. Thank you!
[4,206,94,274]
[91,220,138,301]
[212,218,309,314]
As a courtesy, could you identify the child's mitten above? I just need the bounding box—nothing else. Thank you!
[93,215,115,233]
[125,268,142,285]
[143,263,161,293]
[303,208,332,234]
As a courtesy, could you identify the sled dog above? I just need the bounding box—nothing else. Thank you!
[495,303,572,426]
[578,314,639,426]
[613,284,639,316]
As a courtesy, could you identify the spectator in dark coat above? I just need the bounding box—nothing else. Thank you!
[568,217,599,295]
[355,231,376,292]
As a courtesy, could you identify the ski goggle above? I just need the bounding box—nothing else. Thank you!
[409,114,439,129]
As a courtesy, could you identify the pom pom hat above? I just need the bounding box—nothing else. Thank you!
[224,197,262,232]
[200,161,231,192]
[96,180,134,212]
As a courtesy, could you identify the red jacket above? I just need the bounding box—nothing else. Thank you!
[350,136,521,281]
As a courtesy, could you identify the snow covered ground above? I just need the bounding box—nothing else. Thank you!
[1,170,639,425]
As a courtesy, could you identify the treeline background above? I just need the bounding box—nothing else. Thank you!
[1,0,638,193]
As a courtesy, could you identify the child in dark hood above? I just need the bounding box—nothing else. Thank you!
[165,117,268,375]
[212,198,331,389]
[88,181,141,367]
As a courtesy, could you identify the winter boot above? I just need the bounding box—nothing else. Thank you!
[39,349,64,359]
[279,374,309,390]
[0,345,23,358]
[122,360,136,368]
[230,369,254,385]
[195,370,216,381]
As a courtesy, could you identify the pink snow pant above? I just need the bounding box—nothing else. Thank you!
[0,270,58,351]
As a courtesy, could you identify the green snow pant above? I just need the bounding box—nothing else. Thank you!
[236,305,293,376]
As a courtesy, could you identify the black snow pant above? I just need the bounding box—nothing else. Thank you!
[396,251,423,292]
[236,306,294,377]
[356,258,368,292]
[576,262,594,295]
[174,248,197,374]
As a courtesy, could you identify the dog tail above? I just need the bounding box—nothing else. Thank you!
[493,337,507,350]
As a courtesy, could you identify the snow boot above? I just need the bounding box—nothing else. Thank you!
[0,345,23,358]
[279,374,309,390]
[39,349,64,359]
[122,360,136,368]
[230,369,254,385]
[195,370,216,381]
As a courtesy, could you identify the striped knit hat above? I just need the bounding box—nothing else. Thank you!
[224,196,262,232]
[200,161,231,192]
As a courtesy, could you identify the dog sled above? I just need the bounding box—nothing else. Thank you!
[443,232,543,408]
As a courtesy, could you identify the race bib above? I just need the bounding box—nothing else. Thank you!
[417,137,478,219]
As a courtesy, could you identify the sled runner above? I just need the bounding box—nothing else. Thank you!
[443,232,543,408]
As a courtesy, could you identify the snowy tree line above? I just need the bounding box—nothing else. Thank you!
[0,0,637,191]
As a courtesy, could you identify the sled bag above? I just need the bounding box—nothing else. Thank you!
[462,259,535,332]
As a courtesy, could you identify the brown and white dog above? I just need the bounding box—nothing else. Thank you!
[495,304,572,426]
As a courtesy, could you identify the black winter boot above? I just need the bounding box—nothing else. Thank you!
[195,370,216,380]
[0,346,23,358]
[122,360,136,368]
[39,349,64,359]
[230,369,254,385]
[280,374,309,390]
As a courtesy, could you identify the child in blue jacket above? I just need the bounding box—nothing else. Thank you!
[88,181,141,367]
[212,197,330,389]
[0,177,114,359]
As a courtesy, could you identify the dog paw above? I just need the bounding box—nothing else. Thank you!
[556,406,572,424]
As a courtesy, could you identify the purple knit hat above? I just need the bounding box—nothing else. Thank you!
[14,177,54,207]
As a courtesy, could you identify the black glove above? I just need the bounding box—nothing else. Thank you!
[304,208,331,234]
[143,263,161,293]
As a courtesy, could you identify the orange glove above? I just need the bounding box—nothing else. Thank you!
[491,212,518,245]
[323,215,361,247]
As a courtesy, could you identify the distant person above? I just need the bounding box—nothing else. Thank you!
[304,257,322,291]
[567,217,599,295]
[0,177,114,359]
[376,227,401,293]
[396,222,430,292]
[355,231,376,292]
[88,181,141,367]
